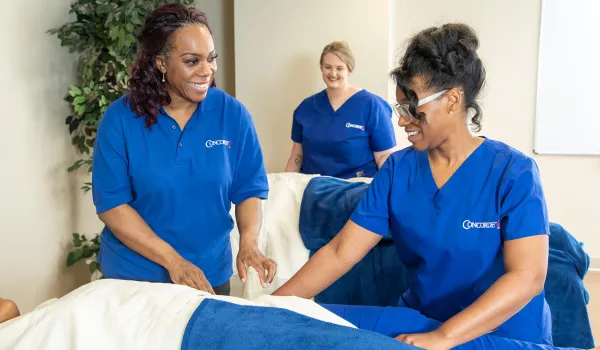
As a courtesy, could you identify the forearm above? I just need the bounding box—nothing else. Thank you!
[438,270,544,347]
[272,242,352,298]
[235,197,262,247]
[284,153,302,172]
[98,204,181,269]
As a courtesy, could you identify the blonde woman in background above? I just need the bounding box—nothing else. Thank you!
[284,41,397,179]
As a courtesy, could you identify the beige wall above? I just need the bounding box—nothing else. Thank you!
[235,0,600,261]
[0,0,90,312]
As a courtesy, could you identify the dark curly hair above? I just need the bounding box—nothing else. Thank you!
[390,23,486,132]
[127,3,214,129]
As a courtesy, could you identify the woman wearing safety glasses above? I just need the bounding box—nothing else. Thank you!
[274,23,552,349]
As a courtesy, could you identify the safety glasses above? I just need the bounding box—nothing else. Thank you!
[391,90,449,123]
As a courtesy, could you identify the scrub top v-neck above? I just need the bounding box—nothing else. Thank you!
[350,138,552,344]
[291,89,396,179]
[92,88,269,287]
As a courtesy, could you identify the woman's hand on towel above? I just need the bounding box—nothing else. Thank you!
[167,257,215,294]
[396,330,452,350]
[236,244,277,288]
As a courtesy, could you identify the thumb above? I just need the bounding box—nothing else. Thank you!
[236,259,247,283]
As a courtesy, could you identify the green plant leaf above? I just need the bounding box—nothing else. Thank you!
[89,261,100,273]
[70,85,82,95]
[73,96,85,105]
[72,248,83,262]
[66,251,77,266]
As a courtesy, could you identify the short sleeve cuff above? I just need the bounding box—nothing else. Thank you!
[231,189,269,205]
[502,203,550,241]
[94,188,133,214]
[349,213,389,237]
[291,134,302,143]
[503,222,550,241]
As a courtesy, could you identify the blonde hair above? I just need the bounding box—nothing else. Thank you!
[319,41,355,72]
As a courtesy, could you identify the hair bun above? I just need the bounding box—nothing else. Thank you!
[458,38,478,52]
[390,22,486,132]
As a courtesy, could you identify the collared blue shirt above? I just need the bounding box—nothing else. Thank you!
[350,138,553,344]
[291,89,396,179]
[92,88,268,287]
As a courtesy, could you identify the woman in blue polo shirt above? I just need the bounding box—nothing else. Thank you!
[284,41,397,179]
[274,24,552,349]
[92,4,277,296]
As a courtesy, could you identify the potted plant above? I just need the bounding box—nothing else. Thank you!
[48,0,194,280]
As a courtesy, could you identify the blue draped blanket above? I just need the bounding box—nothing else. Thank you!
[180,299,418,350]
[298,176,595,349]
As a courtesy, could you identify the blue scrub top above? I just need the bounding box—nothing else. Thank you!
[92,88,269,287]
[350,138,553,344]
[291,89,396,179]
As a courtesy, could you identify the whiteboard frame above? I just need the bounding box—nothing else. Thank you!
[533,0,600,156]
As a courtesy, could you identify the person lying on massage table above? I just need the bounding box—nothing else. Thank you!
[0,298,19,324]
[274,23,555,350]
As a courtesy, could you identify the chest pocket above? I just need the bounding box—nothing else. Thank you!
[188,138,234,189]
[304,120,369,164]
[442,197,502,269]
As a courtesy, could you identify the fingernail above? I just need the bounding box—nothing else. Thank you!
[241,278,246,283]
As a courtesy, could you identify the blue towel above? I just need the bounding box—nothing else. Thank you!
[545,223,594,348]
[298,176,594,349]
[180,299,419,350]
[321,304,587,350]
[298,177,410,307]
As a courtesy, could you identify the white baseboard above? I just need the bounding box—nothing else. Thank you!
[590,258,600,272]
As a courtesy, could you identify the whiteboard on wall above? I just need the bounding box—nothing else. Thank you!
[534,0,600,155]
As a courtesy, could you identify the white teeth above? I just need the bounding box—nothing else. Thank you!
[190,82,208,89]
[407,131,419,137]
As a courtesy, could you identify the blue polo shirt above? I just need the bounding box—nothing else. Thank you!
[291,89,396,179]
[92,88,269,287]
[350,138,553,345]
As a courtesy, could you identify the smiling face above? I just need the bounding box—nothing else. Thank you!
[156,24,217,103]
[320,53,351,89]
[396,77,461,151]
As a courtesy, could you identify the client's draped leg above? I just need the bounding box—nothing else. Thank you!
[319,304,582,350]
[320,304,440,336]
